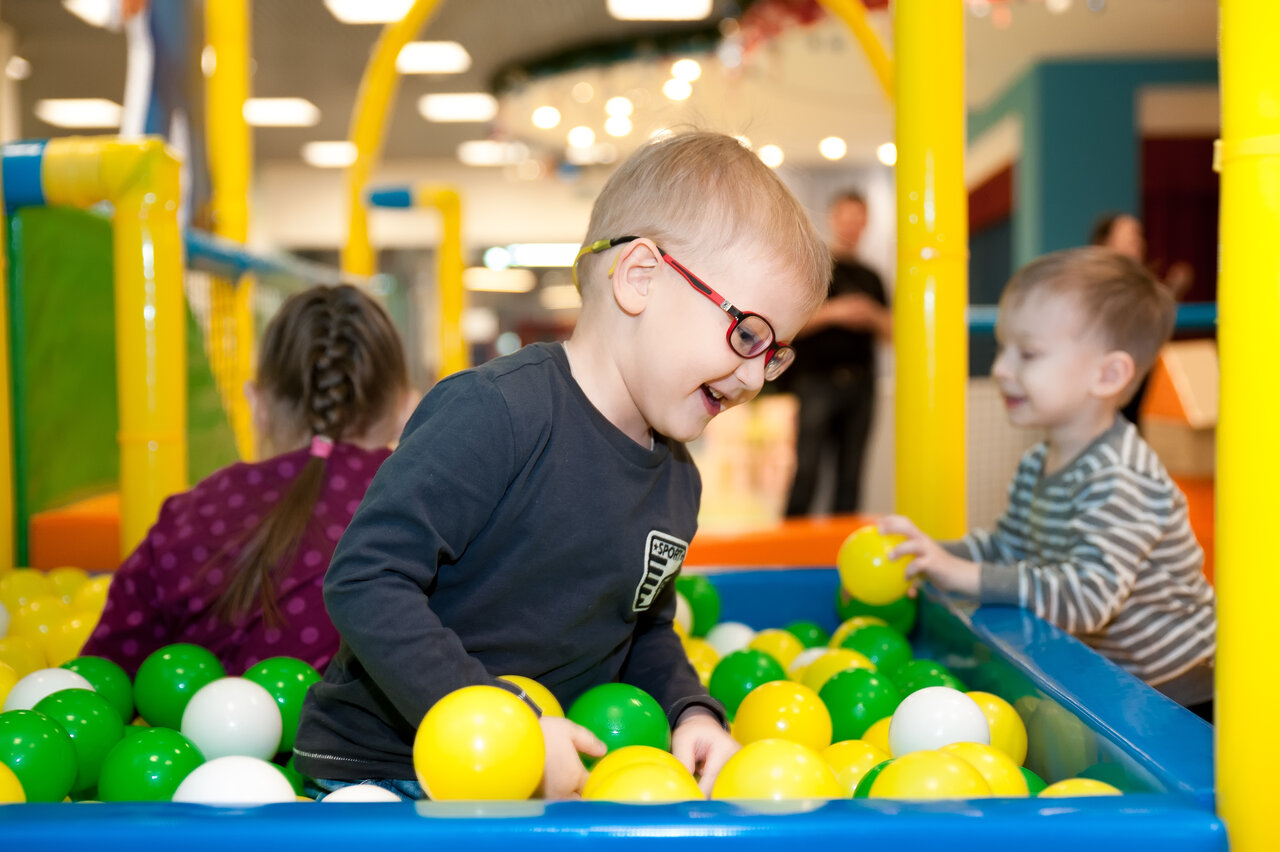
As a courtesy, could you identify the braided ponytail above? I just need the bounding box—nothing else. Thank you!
[211,285,408,627]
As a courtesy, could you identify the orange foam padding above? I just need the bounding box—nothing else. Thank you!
[686,514,875,568]
[1172,475,1215,586]
[1143,342,1218,427]
[28,492,122,572]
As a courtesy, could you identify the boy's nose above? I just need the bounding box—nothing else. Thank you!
[734,354,767,395]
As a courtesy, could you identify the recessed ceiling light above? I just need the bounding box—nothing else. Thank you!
[35,98,122,128]
[5,56,31,81]
[607,0,712,21]
[605,97,633,118]
[419,93,497,122]
[508,243,581,267]
[662,78,692,101]
[567,126,596,148]
[302,141,358,168]
[877,142,898,166]
[243,98,320,127]
[532,106,561,129]
[671,59,702,82]
[323,0,414,24]
[819,136,847,161]
[62,0,112,28]
[457,140,528,166]
[396,42,471,74]
[605,116,632,138]
[758,144,784,168]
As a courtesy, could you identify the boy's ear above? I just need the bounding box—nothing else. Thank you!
[611,238,663,316]
[1093,350,1136,399]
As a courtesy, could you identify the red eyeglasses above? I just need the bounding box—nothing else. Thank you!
[582,236,796,381]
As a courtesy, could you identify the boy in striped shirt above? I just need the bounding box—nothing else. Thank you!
[881,247,1216,718]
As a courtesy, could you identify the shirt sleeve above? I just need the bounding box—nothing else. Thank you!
[618,575,727,728]
[977,469,1161,634]
[80,533,167,677]
[321,374,528,728]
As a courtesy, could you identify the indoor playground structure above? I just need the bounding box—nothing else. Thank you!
[0,0,1274,849]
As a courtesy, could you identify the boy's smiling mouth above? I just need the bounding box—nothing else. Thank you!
[701,384,725,414]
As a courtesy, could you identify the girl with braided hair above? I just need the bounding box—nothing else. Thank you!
[82,284,412,676]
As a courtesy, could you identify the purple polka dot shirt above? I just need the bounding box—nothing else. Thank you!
[81,443,391,676]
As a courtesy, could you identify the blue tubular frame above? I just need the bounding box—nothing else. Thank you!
[0,568,1224,850]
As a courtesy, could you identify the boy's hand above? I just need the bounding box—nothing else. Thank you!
[671,707,740,797]
[537,715,606,800]
[878,515,980,597]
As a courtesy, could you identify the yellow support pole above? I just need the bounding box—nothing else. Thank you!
[206,0,257,460]
[43,137,187,556]
[417,185,467,378]
[1217,0,1280,847]
[892,0,968,538]
[817,0,893,102]
[0,151,13,568]
[342,0,443,276]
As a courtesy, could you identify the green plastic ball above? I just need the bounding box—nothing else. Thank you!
[567,683,670,766]
[708,649,787,720]
[853,758,894,798]
[674,574,721,637]
[784,620,830,648]
[1020,765,1048,795]
[894,659,965,695]
[242,656,321,753]
[33,687,126,792]
[133,644,226,729]
[819,667,904,742]
[839,624,913,676]
[835,587,917,636]
[61,656,134,724]
[0,708,78,802]
[97,726,204,801]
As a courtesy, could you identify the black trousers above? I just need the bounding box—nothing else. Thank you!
[785,368,876,517]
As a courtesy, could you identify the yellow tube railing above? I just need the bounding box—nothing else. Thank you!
[817,0,893,102]
[415,185,467,378]
[1217,0,1280,847]
[0,155,12,567]
[42,137,187,556]
[891,0,968,538]
[342,0,443,276]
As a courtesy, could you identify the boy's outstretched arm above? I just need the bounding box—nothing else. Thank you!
[879,515,981,597]
[671,707,739,797]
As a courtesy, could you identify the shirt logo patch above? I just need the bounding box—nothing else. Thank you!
[633,531,689,612]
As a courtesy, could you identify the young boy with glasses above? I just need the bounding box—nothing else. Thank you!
[294,131,832,799]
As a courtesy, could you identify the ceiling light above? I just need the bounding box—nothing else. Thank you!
[396,42,472,74]
[302,141,357,168]
[532,106,561,129]
[758,144,784,168]
[35,98,122,128]
[877,142,898,166]
[572,82,594,103]
[605,116,632,138]
[323,0,414,24]
[567,126,595,148]
[607,0,712,21]
[62,0,112,28]
[419,93,497,122]
[5,56,31,81]
[457,140,528,166]
[662,78,692,101]
[243,98,320,127]
[508,243,581,267]
[540,284,583,311]
[605,97,633,118]
[1047,0,1073,11]
[484,247,511,270]
[671,59,702,82]
[819,136,847,161]
[201,45,217,77]
[464,267,536,293]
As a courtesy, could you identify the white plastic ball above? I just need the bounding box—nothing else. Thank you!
[321,783,403,803]
[181,677,283,760]
[705,621,756,656]
[2,667,94,711]
[674,593,693,635]
[171,755,296,805]
[786,647,831,679]
[888,685,991,757]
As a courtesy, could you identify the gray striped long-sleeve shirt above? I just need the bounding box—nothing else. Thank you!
[945,416,1216,687]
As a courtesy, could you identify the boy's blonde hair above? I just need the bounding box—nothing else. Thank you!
[578,131,831,315]
[1001,246,1176,401]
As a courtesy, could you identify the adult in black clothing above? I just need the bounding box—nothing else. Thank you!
[784,191,892,516]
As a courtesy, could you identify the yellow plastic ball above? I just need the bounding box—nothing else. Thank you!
[711,738,843,801]
[966,691,1028,766]
[0,660,19,711]
[860,716,893,755]
[828,616,888,649]
[732,681,832,752]
[821,739,890,796]
[0,760,26,803]
[786,647,829,683]
[498,675,564,718]
[940,741,1029,797]
[748,629,805,670]
[71,576,112,615]
[672,619,689,641]
[582,745,689,799]
[45,567,90,605]
[869,749,992,800]
[0,569,51,613]
[836,526,915,606]
[0,635,47,676]
[584,760,703,802]
[682,638,720,687]
[1039,778,1123,798]
[413,685,545,800]
[800,648,875,694]
[42,613,96,667]
[10,595,72,639]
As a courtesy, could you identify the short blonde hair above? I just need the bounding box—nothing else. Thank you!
[578,131,830,314]
[1001,246,1176,398]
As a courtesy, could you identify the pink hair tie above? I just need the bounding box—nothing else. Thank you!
[310,435,335,459]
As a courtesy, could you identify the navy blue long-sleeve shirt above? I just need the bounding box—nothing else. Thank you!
[294,343,721,781]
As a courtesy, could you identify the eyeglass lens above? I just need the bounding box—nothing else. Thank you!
[729,314,774,358]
